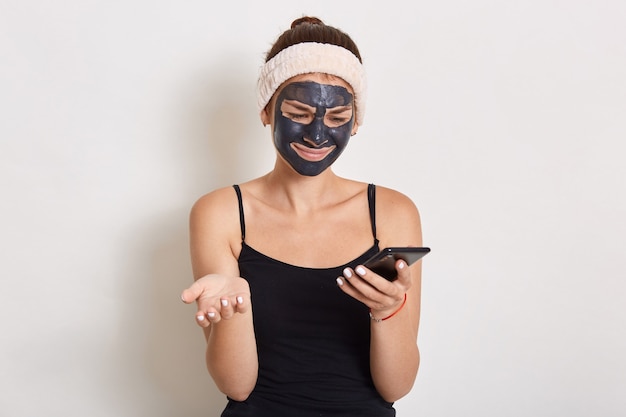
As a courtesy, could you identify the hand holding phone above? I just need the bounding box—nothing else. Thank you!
[363,247,430,281]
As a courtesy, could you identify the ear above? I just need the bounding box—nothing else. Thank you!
[351,121,359,136]
[260,108,270,126]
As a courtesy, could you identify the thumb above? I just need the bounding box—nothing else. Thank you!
[394,259,411,286]
[180,281,203,304]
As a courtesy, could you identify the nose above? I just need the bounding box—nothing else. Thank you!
[303,118,327,147]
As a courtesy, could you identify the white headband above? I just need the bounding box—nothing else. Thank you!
[257,42,367,125]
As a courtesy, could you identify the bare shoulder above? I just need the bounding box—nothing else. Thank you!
[190,185,242,278]
[191,186,240,223]
[374,185,422,247]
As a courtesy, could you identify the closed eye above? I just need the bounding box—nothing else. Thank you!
[325,106,353,127]
[286,112,308,120]
[281,100,315,124]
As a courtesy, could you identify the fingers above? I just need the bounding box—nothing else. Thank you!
[219,297,235,319]
[195,310,215,327]
[337,260,410,305]
[188,294,249,327]
[181,274,251,327]
[342,260,410,292]
[337,266,381,302]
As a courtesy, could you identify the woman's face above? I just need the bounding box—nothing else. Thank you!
[266,74,358,176]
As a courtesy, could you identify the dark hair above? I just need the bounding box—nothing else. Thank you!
[265,16,362,63]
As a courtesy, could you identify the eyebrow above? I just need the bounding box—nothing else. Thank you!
[282,100,315,112]
[282,99,352,113]
[326,105,353,113]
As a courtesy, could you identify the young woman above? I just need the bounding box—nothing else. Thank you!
[181,16,424,417]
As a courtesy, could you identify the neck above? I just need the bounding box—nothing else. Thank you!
[263,160,343,213]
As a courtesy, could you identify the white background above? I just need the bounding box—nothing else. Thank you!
[1,1,625,416]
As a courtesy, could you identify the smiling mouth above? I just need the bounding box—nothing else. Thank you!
[291,143,335,162]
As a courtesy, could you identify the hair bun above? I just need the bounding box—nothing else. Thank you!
[291,16,324,29]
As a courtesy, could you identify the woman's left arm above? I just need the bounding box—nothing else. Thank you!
[338,187,423,402]
[367,259,421,402]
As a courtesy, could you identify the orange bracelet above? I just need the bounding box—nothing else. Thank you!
[369,293,407,322]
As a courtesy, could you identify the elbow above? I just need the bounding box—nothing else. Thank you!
[379,383,415,403]
[375,351,420,402]
[206,342,259,402]
[223,387,254,402]
[208,364,258,402]
[377,373,419,402]
[213,373,258,402]
[216,375,257,402]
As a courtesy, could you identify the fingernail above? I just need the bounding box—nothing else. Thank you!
[399,261,406,269]
[336,277,344,286]
[343,268,353,278]
[236,296,244,304]
[196,315,205,321]
[355,266,366,276]
[180,294,186,303]
[208,312,216,318]
[221,299,228,307]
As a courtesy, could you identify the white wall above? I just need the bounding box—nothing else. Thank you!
[2,1,625,416]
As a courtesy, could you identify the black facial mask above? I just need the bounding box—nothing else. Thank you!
[273,81,355,176]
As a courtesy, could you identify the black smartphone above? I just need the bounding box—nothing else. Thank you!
[363,247,430,281]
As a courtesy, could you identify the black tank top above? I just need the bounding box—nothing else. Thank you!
[221,184,395,417]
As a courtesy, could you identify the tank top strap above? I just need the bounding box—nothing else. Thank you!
[235,183,375,243]
[367,183,377,240]
[233,184,246,241]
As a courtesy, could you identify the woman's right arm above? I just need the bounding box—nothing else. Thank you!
[181,188,258,401]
